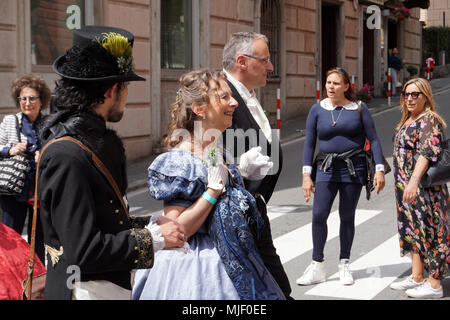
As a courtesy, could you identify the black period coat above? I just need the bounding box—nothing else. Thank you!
[222,79,292,300]
[37,110,153,300]
[223,80,283,202]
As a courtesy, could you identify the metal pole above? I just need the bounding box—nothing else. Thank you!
[388,68,391,106]
[277,88,281,140]
[316,81,320,103]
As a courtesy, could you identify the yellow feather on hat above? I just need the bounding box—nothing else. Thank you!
[96,32,133,73]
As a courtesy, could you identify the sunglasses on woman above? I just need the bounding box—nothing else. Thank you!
[401,91,422,99]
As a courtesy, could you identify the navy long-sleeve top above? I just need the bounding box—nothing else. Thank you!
[303,100,384,183]
[388,54,402,71]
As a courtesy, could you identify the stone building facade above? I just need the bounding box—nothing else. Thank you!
[420,0,449,27]
[0,0,423,160]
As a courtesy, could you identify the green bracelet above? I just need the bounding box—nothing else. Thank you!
[202,192,217,205]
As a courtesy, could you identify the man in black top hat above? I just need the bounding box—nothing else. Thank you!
[37,26,186,300]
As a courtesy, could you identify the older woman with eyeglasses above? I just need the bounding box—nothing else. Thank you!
[0,74,51,263]
[389,78,448,299]
[298,67,386,286]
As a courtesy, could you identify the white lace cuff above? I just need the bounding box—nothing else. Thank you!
[302,166,313,174]
[375,164,385,172]
[145,213,165,252]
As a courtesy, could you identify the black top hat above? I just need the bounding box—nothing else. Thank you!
[53,25,145,83]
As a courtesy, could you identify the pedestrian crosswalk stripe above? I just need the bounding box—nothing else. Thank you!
[273,209,382,264]
[304,234,411,300]
[267,205,300,221]
[129,206,142,213]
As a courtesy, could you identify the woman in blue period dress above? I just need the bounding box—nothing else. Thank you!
[389,78,449,299]
[132,69,284,300]
[297,67,386,286]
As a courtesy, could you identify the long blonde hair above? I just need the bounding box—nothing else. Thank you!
[396,77,447,130]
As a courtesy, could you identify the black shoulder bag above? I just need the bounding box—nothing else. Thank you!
[418,138,450,188]
[358,103,391,200]
[0,115,32,195]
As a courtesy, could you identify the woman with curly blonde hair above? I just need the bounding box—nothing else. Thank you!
[133,69,284,300]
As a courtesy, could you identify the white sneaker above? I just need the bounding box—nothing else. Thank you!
[405,280,443,299]
[338,259,354,285]
[296,261,326,286]
[390,275,424,290]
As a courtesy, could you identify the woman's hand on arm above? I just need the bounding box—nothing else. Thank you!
[402,155,429,203]
[156,215,187,248]
[8,142,27,156]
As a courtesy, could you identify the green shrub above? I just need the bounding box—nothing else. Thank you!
[406,65,418,76]
[422,26,450,65]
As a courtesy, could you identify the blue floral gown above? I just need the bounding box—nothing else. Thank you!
[132,149,285,300]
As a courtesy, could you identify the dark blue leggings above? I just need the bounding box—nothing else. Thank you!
[311,181,363,262]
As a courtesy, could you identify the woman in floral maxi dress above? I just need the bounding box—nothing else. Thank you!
[390,78,449,299]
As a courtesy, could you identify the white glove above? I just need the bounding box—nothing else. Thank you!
[239,146,274,181]
[207,163,229,191]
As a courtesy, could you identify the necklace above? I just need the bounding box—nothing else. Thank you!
[331,107,344,127]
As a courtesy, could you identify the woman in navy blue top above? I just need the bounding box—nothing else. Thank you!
[296,67,386,286]
[0,74,51,264]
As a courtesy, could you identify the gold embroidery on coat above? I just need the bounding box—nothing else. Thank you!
[45,244,63,267]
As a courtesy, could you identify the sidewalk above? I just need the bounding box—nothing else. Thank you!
[126,76,450,192]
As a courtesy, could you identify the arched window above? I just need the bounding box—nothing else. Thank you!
[261,0,281,78]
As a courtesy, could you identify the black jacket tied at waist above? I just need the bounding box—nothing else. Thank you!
[316,147,366,177]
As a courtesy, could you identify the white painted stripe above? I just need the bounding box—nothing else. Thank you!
[268,211,284,221]
[267,205,299,221]
[129,206,142,213]
[304,234,411,300]
[273,209,382,264]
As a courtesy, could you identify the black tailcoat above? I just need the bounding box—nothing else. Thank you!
[37,110,153,300]
[223,79,292,299]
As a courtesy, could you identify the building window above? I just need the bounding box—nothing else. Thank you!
[31,0,92,66]
[261,0,281,78]
[161,0,192,69]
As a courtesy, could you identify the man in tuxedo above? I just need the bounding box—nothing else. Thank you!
[222,32,292,299]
